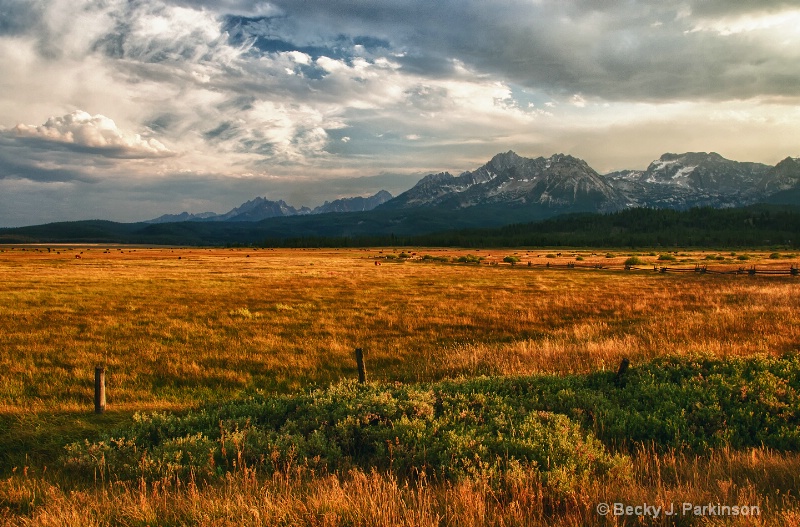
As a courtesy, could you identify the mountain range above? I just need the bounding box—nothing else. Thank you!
[3,150,800,246]
[146,190,394,223]
[145,151,800,224]
[381,150,800,213]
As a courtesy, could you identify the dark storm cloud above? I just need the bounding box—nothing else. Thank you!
[206,0,800,102]
[0,135,98,184]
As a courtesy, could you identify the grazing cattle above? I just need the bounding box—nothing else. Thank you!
[75,255,81,259]
[374,261,381,266]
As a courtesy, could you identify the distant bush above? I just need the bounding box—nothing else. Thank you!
[737,255,750,261]
[398,252,411,259]
[770,253,781,259]
[705,255,717,260]
[624,256,643,267]
[657,254,676,261]
[605,253,615,258]
[421,254,449,262]
[385,254,398,260]
[455,254,483,264]
[545,253,556,259]
[575,256,584,261]
[503,256,520,266]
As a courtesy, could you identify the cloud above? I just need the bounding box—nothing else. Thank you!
[1,0,800,226]
[13,110,176,158]
[252,0,800,103]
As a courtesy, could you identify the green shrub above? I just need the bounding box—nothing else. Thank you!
[624,256,642,266]
[657,254,676,261]
[575,256,584,261]
[770,253,781,259]
[545,253,556,259]
[455,254,483,264]
[65,356,800,488]
[503,256,520,266]
[737,255,750,261]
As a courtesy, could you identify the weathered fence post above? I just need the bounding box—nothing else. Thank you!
[94,365,106,414]
[355,348,367,384]
[615,358,630,387]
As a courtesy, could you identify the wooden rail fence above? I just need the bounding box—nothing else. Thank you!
[523,262,799,276]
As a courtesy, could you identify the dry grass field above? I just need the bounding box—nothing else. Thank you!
[1,245,799,526]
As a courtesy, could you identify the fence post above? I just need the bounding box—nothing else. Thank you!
[355,348,367,384]
[94,365,106,414]
[615,358,630,387]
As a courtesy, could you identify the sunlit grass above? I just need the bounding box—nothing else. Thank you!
[1,245,799,525]
[1,246,798,413]
[3,448,798,526]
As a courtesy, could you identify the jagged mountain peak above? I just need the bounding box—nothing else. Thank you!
[311,190,394,214]
[760,156,800,196]
[776,156,800,168]
[607,151,771,209]
[417,172,455,185]
[487,150,523,170]
[145,190,392,223]
[381,151,625,212]
[658,151,723,162]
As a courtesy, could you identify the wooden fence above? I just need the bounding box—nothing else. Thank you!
[523,262,800,276]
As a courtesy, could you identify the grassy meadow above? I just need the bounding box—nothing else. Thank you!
[1,245,800,525]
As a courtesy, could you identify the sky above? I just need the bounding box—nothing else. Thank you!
[1,0,799,226]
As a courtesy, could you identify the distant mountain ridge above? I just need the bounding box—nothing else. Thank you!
[380,150,800,214]
[604,152,772,209]
[120,150,800,229]
[145,190,393,223]
[313,190,393,214]
[380,151,625,212]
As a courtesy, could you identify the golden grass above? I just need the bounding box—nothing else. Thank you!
[1,246,798,414]
[2,246,800,525]
[2,448,798,526]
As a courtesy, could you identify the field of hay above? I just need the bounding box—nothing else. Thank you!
[1,245,799,526]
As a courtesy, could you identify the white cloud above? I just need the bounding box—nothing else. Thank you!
[690,9,800,36]
[13,110,175,158]
[284,51,311,65]
[571,94,587,108]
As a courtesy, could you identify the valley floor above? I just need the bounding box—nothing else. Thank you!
[1,246,799,525]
